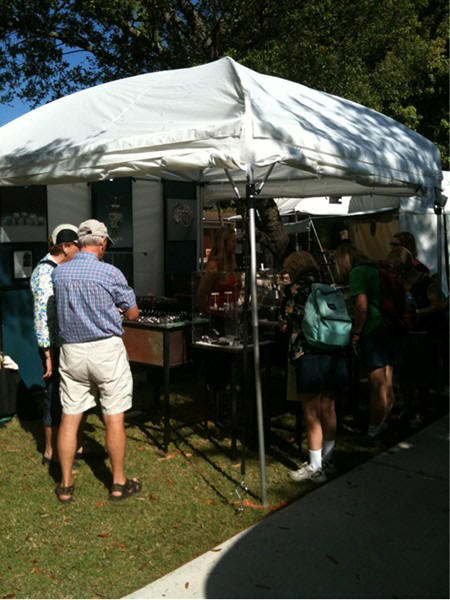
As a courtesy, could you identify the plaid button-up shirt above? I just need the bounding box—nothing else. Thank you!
[52,252,136,343]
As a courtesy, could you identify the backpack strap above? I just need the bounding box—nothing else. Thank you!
[39,259,57,268]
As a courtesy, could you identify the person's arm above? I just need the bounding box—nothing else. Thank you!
[196,260,220,313]
[417,281,449,315]
[42,348,53,379]
[31,266,54,378]
[112,270,139,321]
[351,293,368,344]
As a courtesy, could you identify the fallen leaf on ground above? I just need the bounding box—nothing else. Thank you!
[31,566,40,574]
[97,533,112,538]
[158,453,176,461]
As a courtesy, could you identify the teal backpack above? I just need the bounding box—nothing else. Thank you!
[302,283,352,350]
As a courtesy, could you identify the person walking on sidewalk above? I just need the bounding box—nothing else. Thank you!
[52,219,141,503]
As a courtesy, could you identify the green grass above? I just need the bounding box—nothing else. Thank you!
[0,373,446,599]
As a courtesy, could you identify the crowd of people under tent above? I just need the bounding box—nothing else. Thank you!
[29,217,449,501]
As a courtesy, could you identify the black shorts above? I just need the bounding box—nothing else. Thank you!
[358,321,402,369]
[295,351,349,394]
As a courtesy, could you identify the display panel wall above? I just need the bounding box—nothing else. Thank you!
[47,183,90,233]
[92,179,133,285]
[163,181,198,302]
[0,185,48,387]
[133,180,164,297]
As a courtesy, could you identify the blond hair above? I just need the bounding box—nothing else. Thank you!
[334,244,373,283]
[207,227,237,272]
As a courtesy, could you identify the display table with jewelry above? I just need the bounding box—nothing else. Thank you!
[190,270,283,457]
[122,299,194,452]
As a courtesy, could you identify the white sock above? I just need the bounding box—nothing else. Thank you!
[322,439,335,462]
[309,449,322,470]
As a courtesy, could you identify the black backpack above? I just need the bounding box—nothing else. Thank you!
[377,264,412,333]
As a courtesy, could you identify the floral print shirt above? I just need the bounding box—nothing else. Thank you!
[30,253,58,348]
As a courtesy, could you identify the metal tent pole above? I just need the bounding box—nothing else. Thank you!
[436,205,444,291]
[246,171,268,507]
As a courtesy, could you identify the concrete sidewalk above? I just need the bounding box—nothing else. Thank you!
[126,415,449,599]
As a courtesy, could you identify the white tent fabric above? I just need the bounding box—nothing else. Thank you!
[276,195,399,217]
[0,57,442,201]
[399,171,450,293]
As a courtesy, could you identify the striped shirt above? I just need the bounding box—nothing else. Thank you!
[52,252,136,343]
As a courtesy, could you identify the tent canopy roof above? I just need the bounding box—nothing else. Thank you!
[0,57,442,202]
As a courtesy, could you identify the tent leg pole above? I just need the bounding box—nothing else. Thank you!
[247,176,268,508]
[436,206,444,292]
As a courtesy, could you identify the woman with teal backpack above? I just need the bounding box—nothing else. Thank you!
[280,251,349,483]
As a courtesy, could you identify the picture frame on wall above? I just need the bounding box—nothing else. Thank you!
[13,250,33,279]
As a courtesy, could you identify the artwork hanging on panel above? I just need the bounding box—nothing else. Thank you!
[13,250,33,279]
[92,179,133,248]
[0,186,47,243]
[166,198,197,241]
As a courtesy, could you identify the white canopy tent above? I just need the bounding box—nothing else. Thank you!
[275,172,450,291]
[0,57,443,504]
[276,194,400,217]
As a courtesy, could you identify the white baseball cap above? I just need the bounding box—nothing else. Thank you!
[78,219,114,244]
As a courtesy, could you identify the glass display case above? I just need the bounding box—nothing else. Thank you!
[191,270,285,347]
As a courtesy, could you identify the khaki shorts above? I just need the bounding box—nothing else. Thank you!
[59,337,133,415]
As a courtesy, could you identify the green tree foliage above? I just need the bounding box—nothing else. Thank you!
[1,0,448,166]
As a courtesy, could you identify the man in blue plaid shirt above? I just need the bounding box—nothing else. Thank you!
[52,219,142,503]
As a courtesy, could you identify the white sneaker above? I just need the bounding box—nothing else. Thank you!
[289,462,327,482]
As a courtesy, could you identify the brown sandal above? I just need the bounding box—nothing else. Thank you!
[55,485,74,504]
[109,478,142,502]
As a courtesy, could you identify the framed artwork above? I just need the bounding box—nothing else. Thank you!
[0,186,47,243]
[166,198,197,241]
[92,179,133,248]
[13,250,33,279]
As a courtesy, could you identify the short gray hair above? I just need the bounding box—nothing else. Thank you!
[78,234,105,247]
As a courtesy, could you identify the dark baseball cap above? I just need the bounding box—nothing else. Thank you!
[50,224,79,245]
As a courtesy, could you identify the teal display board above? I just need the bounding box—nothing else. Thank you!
[1,289,44,390]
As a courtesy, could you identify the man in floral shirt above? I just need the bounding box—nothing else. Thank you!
[30,224,80,465]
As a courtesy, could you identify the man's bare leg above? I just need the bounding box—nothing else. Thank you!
[57,412,84,499]
[103,412,126,497]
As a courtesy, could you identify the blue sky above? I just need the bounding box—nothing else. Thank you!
[0,99,33,126]
[0,48,90,127]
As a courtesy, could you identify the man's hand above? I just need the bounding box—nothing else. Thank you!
[124,305,139,321]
